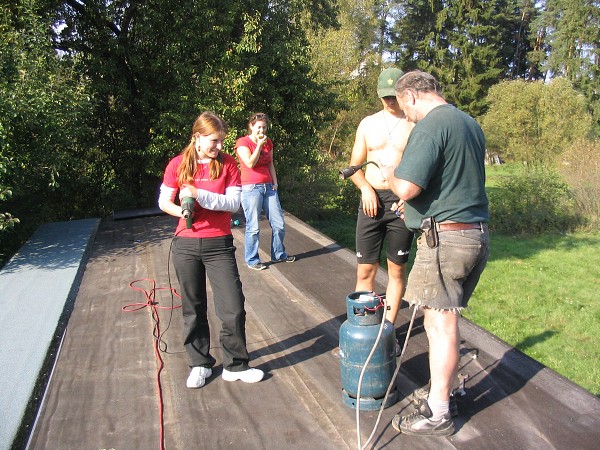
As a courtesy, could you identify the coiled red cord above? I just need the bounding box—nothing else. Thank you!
[123,278,181,450]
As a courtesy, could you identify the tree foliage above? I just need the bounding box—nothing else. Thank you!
[48,0,340,210]
[559,138,600,227]
[386,0,527,117]
[2,0,600,264]
[306,0,384,159]
[489,164,580,234]
[480,78,593,163]
[0,1,94,261]
[532,0,600,133]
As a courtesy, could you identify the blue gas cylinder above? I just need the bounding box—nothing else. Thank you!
[339,291,398,410]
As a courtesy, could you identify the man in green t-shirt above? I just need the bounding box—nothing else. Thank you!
[380,70,490,437]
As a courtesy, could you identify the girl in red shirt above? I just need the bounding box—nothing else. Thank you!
[235,112,295,270]
[158,111,264,387]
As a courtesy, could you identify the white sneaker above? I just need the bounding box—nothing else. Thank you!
[186,366,212,388]
[222,367,264,383]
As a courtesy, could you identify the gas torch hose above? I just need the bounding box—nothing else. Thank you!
[357,301,419,450]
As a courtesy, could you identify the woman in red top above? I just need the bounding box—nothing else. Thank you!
[235,112,294,270]
[158,111,264,388]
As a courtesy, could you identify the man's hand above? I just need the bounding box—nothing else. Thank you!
[360,185,379,218]
[391,201,405,219]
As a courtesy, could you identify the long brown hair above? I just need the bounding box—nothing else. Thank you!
[177,111,228,185]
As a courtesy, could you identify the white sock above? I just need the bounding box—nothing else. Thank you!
[427,398,450,421]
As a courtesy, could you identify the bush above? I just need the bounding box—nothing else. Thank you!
[489,164,581,234]
[558,139,600,230]
[280,157,360,220]
[480,79,592,164]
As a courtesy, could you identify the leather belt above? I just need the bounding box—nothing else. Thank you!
[436,222,486,232]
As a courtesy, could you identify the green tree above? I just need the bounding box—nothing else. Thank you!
[510,0,539,79]
[531,0,600,133]
[388,0,524,116]
[481,78,592,163]
[51,0,339,213]
[306,0,399,215]
[0,155,18,233]
[306,0,384,159]
[0,1,94,264]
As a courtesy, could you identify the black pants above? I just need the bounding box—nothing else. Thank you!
[172,235,249,371]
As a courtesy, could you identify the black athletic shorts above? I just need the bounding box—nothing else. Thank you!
[355,189,414,265]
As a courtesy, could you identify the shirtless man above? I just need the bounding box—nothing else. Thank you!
[348,67,414,325]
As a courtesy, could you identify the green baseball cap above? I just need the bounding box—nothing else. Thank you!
[377,67,404,98]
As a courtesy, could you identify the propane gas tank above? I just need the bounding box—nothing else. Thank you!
[339,291,398,410]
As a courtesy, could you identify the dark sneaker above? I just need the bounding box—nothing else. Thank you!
[248,262,267,271]
[392,399,455,436]
[411,387,459,417]
[407,382,459,417]
[275,255,295,263]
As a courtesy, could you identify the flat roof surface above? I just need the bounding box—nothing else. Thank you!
[0,218,100,449]
[25,212,600,449]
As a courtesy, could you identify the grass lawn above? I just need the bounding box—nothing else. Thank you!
[465,232,600,397]
[306,212,600,397]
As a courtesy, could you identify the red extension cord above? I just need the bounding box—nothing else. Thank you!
[123,278,181,450]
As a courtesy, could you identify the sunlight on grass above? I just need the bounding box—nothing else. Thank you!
[485,162,522,187]
[463,232,600,396]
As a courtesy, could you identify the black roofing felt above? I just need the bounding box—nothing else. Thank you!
[25,212,600,449]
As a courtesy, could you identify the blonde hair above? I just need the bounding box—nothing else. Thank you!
[177,111,228,186]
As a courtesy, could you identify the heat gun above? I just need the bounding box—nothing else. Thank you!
[339,161,379,180]
[181,196,195,229]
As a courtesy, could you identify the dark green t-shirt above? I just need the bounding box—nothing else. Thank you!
[394,104,489,231]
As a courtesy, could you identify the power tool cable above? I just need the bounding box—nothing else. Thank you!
[123,276,181,450]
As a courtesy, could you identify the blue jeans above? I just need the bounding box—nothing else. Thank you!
[241,183,287,265]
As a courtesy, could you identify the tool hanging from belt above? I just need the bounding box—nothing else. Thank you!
[419,217,438,248]
[420,218,486,249]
